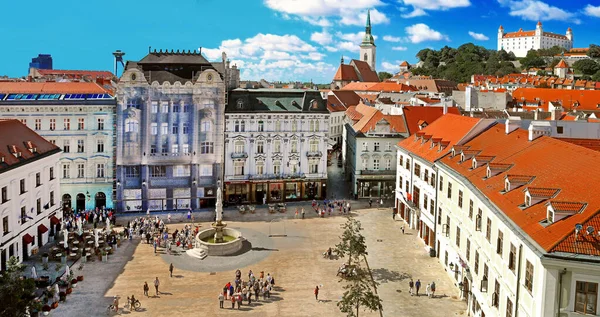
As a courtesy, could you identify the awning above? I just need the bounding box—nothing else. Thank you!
[23,234,34,244]
[38,224,48,234]
[50,216,60,225]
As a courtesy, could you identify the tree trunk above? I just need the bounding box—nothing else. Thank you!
[356,298,359,317]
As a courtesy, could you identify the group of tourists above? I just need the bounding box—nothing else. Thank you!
[63,207,116,231]
[218,269,276,309]
[311,199,352,218]
[408,278,436,298]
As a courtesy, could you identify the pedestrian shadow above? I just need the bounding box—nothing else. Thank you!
[173,275,184,278]
[371,268,411,284]
[160,292,173,295]
[318,299,332,303]
[272,286,285,292]
[251,247,279,251]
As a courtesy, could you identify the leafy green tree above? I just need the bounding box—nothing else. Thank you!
[378,72,393,81]
[334,218,367,267]
[337,266,382,317]
[520,50,546,69]
[573,59,600,75]
[0,256,37,317]
[592,70,600,82]
[587,44,600,58]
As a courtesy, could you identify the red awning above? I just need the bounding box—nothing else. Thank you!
[50,216,60,225]
[38,224,48,234]
[23,234,34,244]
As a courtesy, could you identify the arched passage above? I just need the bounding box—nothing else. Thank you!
[62,194,72,210]
[95,192,106,210]
[76,193,86,212]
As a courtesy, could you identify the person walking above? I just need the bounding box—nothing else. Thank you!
[415,279,421,296]
[301,208,305,219]
[426,283,431,298]
[218,292,224,308]
[392,210,396,220]
[143,282,149,297]
[401,226,405,235]
[167,213,172,223]
[409,279,414,296]
[430,281,436,298]
[154,277,160,296]
[314,285,319,301]
[113,296,119,313]
[369,198,372,208]
[295,208,299,219]
[231,294,236,309]
[169,263,174,277]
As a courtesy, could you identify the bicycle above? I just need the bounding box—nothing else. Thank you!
[127,297,142,311]
[106,304,120,315]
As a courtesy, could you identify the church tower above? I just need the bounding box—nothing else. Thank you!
[360,9,376,71]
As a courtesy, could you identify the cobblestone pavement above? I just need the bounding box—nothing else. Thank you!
[52,208,466,317]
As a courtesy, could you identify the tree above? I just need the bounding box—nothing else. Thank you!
[337,266,382,317]
[592,70,600,82]
[573,59,600,75]
[520,50,546,69]
[587,44,600,58]
[0,256,37,317]
[378,72,393,81]
[334,218,367,267]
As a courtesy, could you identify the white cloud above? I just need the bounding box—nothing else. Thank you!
[392,46,408,51]
[405,23,449,43]
[584,5,600,18]
[383,35,402,42]
[264,0,388,26]
[338,41,358,52]
[324,46,339,52]
[336,31,378,44]
[497,0,579,23]
[468,31,489,41]
[399,0,470,17]
[381,61,401,72]
[310,30,333,45]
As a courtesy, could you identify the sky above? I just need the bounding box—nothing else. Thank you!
[1,0,599,83]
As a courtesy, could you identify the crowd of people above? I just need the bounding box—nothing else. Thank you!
[408,278,437,298]
[311,199,352,218]
[122,215,200,253]
[218,269,277,309]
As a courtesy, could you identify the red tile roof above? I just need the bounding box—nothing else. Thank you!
[0,82,110,94]
[351,60,379,82]
[345,106,364,122]
[549,201,587,213]
[367,82,417,92]
[397,114,481,163]
[503,29,536,38]
[341,82,378,91]
[333,64,359,81]
[512,88,600,111]
[0,120,60,173]
[35,69,114,79]
[555,60,568,68]
[558,138,600,152]
[400,61,409,67]
[439,124,600,254]
[352,103,406,134]
[401,106,460,135]
[552,211,600,255]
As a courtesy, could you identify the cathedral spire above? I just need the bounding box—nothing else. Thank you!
[366,9,371,31]
[361,9,375,46]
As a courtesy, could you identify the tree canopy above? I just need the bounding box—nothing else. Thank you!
[573,59,600,76]
[378,72,393,81]
[0,256,37,317]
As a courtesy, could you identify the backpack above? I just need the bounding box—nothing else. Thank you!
[271,277,275,285]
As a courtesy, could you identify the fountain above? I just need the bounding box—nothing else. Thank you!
[186,183,244,260]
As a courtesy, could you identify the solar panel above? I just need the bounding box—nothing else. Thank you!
[0,94,5,100]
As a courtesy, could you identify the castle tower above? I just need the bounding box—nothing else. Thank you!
[535,21,543,36]
[566,27,573,48]
[359,9,376,71]
[498,25,505,51]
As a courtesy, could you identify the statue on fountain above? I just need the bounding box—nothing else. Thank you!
[212,181,226,243]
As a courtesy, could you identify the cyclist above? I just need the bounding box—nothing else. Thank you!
[129,294,137,311]
[113,295,119,313]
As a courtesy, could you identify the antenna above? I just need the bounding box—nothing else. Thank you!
[112,50,126,77]
[575,223,583,240]
[587,226,595,235]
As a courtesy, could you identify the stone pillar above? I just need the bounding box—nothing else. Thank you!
[166,188,174,211]
[167,99,174,153]
[191,163,198,210]
[141,165,149,211]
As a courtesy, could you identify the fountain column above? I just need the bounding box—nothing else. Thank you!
[212,181,226,243]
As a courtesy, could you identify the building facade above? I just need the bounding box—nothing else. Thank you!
[360,9,376,71]
[0,82,116,212]
[498,22,573,58]
[327,90,361,146]
[0,120,61,271]
[115,49,239,212]
[223,89,329,204]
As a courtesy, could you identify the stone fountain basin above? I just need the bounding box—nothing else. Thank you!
[194,228,244,256]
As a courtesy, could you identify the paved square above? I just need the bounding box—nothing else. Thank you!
[53,209,466,316]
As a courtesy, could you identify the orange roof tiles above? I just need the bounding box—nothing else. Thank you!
[503,30,535,38]
[367,82,417,92]
[351,60,379,82]
[549,201,587,213]
[552,210,600,255]
[345,105,363,122]
[506,175,535,184]
[351,102,407,134]
[512,88,600,111]
[401,106,460,135]
[0,82,110,94]
[35,69,114,79]
[333,64,359,81]
[439,124,600,254]
[0,120,60,172]
[341,82,378,91]
[558,138,600,152]
[555,60,568,68]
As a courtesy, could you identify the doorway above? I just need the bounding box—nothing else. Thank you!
[1,249,5,272]
[95,192,106,210]
[76,193,86,212]
[62,194,72,210]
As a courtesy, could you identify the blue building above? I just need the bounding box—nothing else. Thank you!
[29,54,53,71]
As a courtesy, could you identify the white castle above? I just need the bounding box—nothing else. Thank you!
[497,21,573,58]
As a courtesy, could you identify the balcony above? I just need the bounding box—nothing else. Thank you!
[231,152,249,159]
[306,151,323,158]
[358,169,396,175]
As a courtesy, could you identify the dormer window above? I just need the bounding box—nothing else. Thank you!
[524,187,560,208]
[472,159,478,170]
[504,181,510,193]
[547,209,554,223]
[525,194,531,207]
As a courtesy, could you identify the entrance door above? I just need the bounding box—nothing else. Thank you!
[437,240,440,258]
[462,277,469,301]
[22,240,28,260]
[62,194,72,210]
[76,193,86,212]
[1,249,6,272]
[95,192,106,210]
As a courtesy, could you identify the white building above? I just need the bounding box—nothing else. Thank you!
[0,82,116,212]
[0,120,61,271]
[397,115,600,317]
[327,90,361,146]
[223,89,329,204]
[498,22,573,58]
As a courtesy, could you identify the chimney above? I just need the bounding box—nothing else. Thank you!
[505,117,521,134]
[551,105,563,120]
[528,123,550,141]
[443,102,448,114]
[533,110,539,121]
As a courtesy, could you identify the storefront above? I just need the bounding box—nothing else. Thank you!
[240,179,326,204]
[356,179,395,199]
[285,182,301,200]
[225,183,249,203]
[252,183,267,204]
[269,183,283,202]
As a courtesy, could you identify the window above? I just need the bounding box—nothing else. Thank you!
[258,121,264,132]
[201,120,211,132]
[35,172,41,187]
[35,119,41,130]
[257,141,264,154]
[256,162,264,175]
[309,160,319,174]
[77,139,84,153]
[438,208,442,225]
[183,123,189,134]
[309,120,315,132]
[458,190,463,208]
[173,165,190,177]
[469,200,474,219]
[150,145,156,154]
[182,144,189,154]
[414,164,421,178]
[201,142,214,154]
[525,261,534,292]
[234,121,240,132]
[125,119,139,133]
[234,161,244,176]
[97,118,104,130]
[49,119,56,131]
[97,139,104,152]
[162,145,168,154]
[430,199,434,215]
[172,124,179,134]
[183,104,190,113]
[424,170,429,183]
[21,207,27,224]
[20,179,25,194]
[161,123,168,135]
[292,120,297,132]
[173,104,180,113]
[484,264,489,282]
[50,191,54,206]
[506,298,513,317]
[423,194,428,211]
[200,164,213,176]
[273,161,281,174]
[476,209,483,231]
[63,118,70,130]
[172,144,179,153]
[474,251,479,275]
[96,164,105,178]
[439,175,443,190]
[234,141,245,153]
[124,166,140,177]
[575,281,598,315]
[456,226,461,247]
[497,231,504,256]
[150,166,166,177]
[63,140,70,153]
[309,139,319,152]
[161,103,168,113]
[274,140,281,153]
[151,102,158,113]
[362,158,368,169]
[151,123,158,135]
[275,120,281,132]
[386,142,391,151]
[291,140,298,153]
[399,155,403,167]
[78,118,85,130]
[486,218,492,242]
[49,167,54,180]
[466,239,471,261]
[374,142,380,152]
[373,159,379,170]
[494,280,500,308]
[557,126,564,134]
[316,120,320,131]
[1,186,7,203]
[36,198,41,215]
[447,182,452,199]
[77,164,84,178]
[509,244,516,271]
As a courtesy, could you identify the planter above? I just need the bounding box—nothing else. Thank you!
[77,275,83,282]
[71,283,77,288]
[42,254,49,264]
[43,312,49,316]
[51,302,58,309]
[65,288,72,295]
[102,254,108,262]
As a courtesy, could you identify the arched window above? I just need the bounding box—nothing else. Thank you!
[315,120,320,132]
[364,53,368,61]
[234,140,245,153]
[125,119,139,133]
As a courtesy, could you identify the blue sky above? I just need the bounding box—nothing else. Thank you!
[1,0,599,83]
